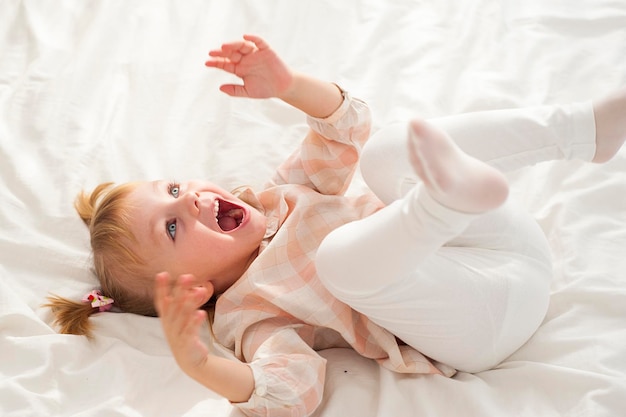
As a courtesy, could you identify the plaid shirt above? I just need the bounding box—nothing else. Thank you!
[214,92,455,417]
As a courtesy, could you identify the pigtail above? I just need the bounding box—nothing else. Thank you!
[44,294,100,339]
[74,183,115,227]
[47,181,158,338]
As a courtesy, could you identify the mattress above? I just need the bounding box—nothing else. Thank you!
[1,0,625,416]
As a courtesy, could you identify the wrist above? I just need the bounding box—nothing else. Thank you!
[186,354,255,403]
[278,72,344,119]
[276,70,302,102]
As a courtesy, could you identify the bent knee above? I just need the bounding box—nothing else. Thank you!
[315,229,347,295]
[361,123,415,204]
[315,228,373,302]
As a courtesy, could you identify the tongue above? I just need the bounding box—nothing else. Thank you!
[217,208,244,232]
[218,216,238,231]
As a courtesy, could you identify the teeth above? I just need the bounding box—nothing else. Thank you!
[214,200,220,218]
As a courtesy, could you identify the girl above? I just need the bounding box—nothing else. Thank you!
[47,35,626,417]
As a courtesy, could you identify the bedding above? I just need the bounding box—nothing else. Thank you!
[1,0,625,416]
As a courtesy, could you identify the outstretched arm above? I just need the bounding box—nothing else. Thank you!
[205,34,343,119]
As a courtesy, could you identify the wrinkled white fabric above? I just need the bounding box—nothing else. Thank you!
[1,0,625,416]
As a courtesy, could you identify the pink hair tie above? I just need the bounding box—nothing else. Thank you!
[82,290,114,312]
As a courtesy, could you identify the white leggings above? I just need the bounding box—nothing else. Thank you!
[316,102,596,373]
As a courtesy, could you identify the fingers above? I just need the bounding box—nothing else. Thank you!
[204,57,236,74]
[155,276,208,347]
[154,271,172,316]
[207,43,249,61]
[186,309,208,339]
[210,34,267,57]
[219,84,248,98]
[204,34,268,69]
[154,273,212,317]
[207,39,256,62]
[243,34,269,50]
[154,274,212,371]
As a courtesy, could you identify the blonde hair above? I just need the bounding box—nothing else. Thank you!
[45,182,159,338]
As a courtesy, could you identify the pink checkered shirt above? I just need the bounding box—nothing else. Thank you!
[213,92,455,417]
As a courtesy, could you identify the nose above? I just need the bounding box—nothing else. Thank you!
[179,191,199,216]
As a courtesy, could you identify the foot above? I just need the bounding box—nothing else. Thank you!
[592,87,626,163]
[407,119,509,214]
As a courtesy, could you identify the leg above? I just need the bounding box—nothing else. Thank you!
[317,191,552,372]
[317,121,552,372]
[319,92,624,371]
[361,92,626,204]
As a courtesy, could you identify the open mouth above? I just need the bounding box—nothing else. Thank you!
[213,198,245,232]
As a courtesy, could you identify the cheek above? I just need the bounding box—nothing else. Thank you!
[177,234,216,268]
[183,229,215,254]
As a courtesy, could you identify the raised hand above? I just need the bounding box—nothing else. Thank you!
[154,272,255,402]
[205,34,293,99]
[154,272,213,374]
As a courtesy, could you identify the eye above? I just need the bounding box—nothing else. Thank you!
[168,182,180,198]
[166,220,177,240]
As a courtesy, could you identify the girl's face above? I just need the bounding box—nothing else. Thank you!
[126,180,267,294]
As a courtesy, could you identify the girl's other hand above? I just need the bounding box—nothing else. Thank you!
[205,34,293,99]
[154,272,213,374]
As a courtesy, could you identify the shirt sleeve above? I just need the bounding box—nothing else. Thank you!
[232,325,327,417]
[267,89,372,196]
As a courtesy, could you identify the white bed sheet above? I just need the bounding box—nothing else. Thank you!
[1,0,625,416]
